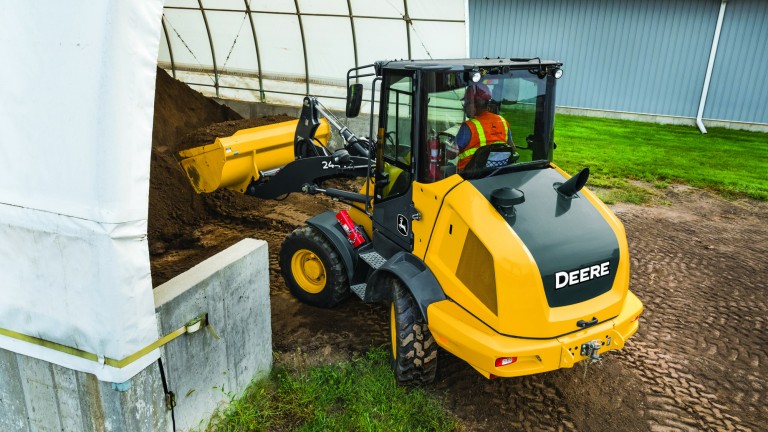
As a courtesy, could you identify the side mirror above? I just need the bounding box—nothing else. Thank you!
[346,83,363,118]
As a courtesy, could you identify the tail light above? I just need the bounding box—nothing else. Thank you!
[495,357,517,367]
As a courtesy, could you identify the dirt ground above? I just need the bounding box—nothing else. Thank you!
[148,71,767,431]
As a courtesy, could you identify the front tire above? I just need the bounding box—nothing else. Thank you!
[390,279,438,384]
[280,225,349,308]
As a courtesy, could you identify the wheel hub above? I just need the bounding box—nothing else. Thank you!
[292,249,326,294]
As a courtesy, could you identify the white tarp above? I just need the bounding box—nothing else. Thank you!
[0,1,164,382]
[159,0,468,111]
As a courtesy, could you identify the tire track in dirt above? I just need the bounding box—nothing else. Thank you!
[614,186,768,431]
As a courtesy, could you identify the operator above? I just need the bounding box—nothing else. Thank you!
[454,83,514,171]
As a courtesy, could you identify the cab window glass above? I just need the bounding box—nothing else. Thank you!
[498,78,544,163]
[421,70,549,182]
[379,75,413,199]
[384,76,413,168]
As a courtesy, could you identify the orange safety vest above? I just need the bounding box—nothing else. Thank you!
[457,111,510,170]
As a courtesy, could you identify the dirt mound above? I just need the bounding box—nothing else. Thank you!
[147,68,293,261]
[151,68,242,155]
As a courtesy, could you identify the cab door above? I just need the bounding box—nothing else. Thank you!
[372,72,416,253]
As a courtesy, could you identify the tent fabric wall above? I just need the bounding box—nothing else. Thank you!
[158,0,468,110]
[0,1,165,382]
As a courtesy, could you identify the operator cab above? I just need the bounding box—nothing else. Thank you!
[353,59,562,195]
[346,58,562,252]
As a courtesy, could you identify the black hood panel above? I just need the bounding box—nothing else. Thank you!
[469,168,619,308]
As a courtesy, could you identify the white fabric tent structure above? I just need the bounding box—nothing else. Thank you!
[159,0,468,110]
[0,0,466,383]
[0,2,165,382]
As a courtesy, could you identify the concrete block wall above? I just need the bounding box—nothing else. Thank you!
[154,238,272,431]
[0,238,272,432]
[0,348,169,432]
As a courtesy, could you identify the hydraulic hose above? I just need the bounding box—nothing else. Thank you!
[313,99,370,158]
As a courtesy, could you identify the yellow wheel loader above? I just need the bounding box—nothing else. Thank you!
[178,59,643,384]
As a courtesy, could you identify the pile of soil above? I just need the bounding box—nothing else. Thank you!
[148,68,300,283]
[148,69,768,431]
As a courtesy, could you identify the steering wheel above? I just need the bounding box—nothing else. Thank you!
[384,130,396,145]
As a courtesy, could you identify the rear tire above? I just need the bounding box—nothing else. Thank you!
[280,225,349,308]
[389,278,438,384]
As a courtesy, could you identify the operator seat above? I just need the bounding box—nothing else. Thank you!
[462,144,519,174]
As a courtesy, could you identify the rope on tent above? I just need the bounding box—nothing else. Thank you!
[221,11,250,71]
[408,22,434,59]
[163,15,216,85]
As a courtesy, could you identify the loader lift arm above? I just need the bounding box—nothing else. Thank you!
[244,96,373,203]
[295,96,371,160]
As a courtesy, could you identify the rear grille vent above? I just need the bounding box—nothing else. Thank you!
[456,231,497,315]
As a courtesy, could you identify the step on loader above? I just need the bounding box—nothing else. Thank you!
[178,59,643,383]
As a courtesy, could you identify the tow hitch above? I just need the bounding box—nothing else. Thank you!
[580,339,606,378]
[580,340,603,361]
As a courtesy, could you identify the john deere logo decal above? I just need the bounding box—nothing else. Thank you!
[555,261,610,289]
[396,214,409,236]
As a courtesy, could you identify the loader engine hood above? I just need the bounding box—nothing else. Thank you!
[425,166,630,338]
[469,168,619,308]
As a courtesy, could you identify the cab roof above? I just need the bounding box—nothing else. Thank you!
[377,58,562,72]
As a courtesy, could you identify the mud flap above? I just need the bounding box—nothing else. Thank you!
[367,251,446,322]
[306,212,365,283]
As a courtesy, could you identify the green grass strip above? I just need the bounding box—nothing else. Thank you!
[202,348,460,432]
[552,114,768,202]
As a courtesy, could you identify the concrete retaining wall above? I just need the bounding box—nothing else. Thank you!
[0,347,169,432]
[154,238,272,431]
[0,238,272,431]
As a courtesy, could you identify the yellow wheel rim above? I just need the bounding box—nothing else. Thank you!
[291,249,326,294]
[390,303,397,359]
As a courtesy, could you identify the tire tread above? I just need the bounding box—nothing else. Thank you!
[280,225,349,308]
[391,279,438,384]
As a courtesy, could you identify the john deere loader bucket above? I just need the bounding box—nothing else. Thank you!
[178,119,330,194]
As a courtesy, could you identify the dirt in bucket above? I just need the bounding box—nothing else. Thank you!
[148,67,318,284]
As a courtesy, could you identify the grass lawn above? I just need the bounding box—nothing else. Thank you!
[201,348,460,432]
[553,114,768,203]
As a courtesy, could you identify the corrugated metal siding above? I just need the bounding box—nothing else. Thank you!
[470,0,767,124]
[706,0,768,123]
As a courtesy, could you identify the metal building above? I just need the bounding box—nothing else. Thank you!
[469,0,768,130]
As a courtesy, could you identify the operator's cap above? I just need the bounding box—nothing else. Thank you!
[464,83,492,102]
